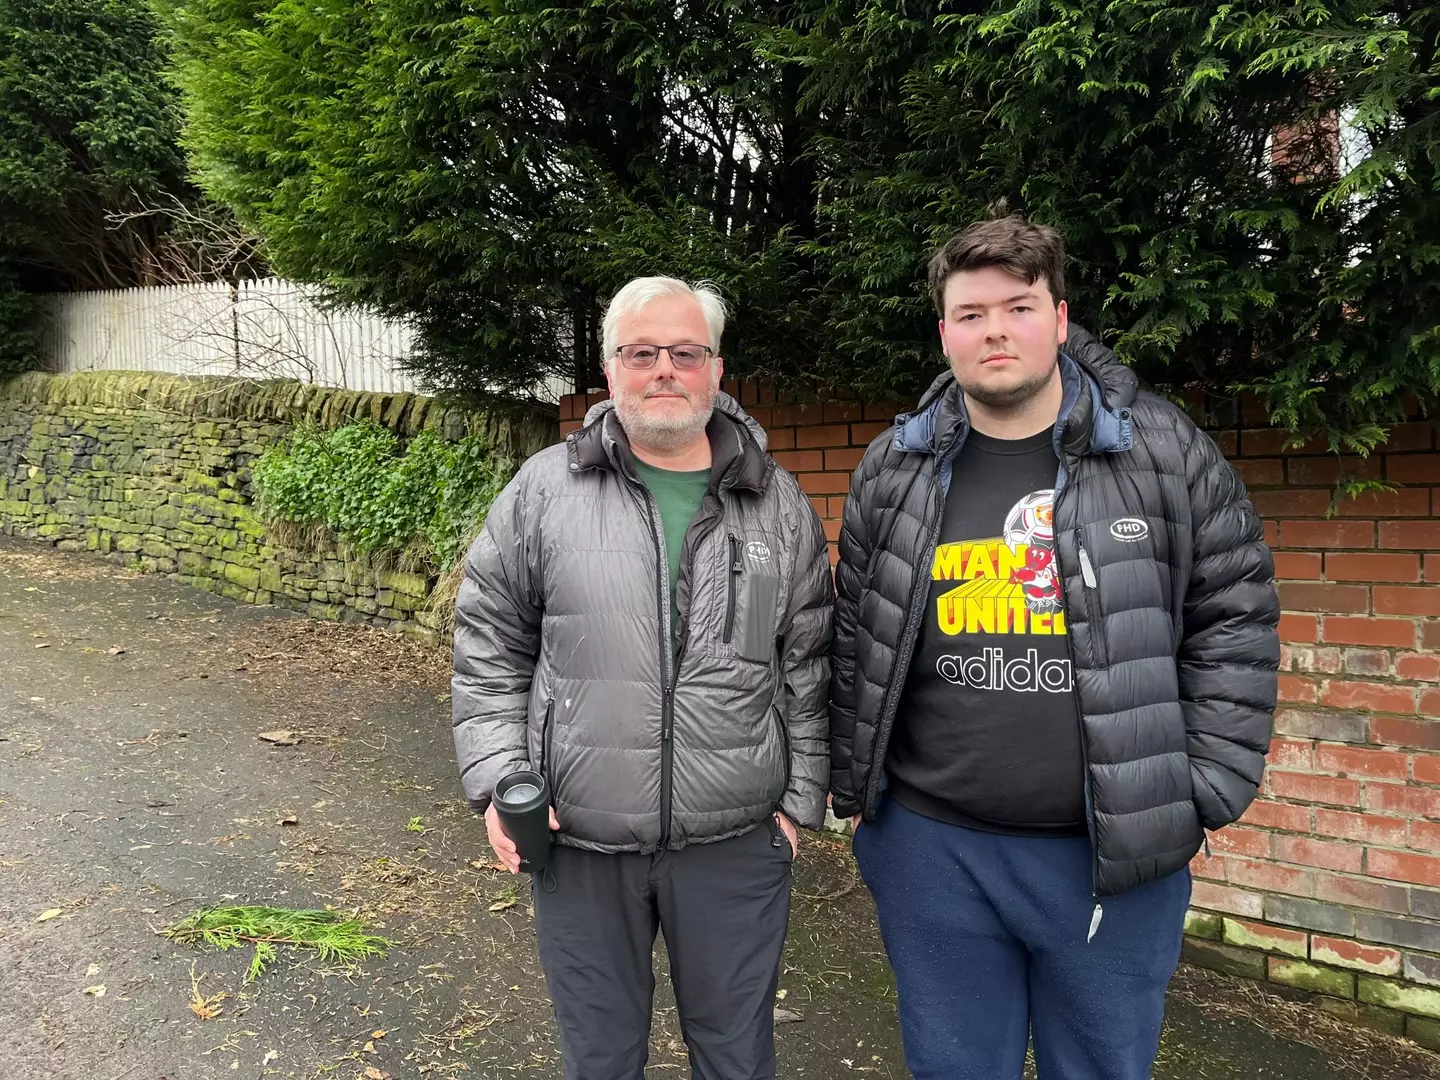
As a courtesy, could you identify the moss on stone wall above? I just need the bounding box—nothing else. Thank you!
[0,371,555,643]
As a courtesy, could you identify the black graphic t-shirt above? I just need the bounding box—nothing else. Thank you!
[887,428,1087,836]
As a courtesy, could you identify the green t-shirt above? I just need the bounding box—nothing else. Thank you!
[633,459,711,650]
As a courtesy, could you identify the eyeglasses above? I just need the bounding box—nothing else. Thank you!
[615,343,713,370]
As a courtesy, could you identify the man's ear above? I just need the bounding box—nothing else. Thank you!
[1056,300,1069,346]
[936,318,947,357]
[714,356,724,384]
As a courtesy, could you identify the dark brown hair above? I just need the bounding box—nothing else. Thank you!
[927,203,1066,315]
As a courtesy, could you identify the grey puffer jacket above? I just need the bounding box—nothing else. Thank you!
[830,326,1279,895]
[453,393,834,853]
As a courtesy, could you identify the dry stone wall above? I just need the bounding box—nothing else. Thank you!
[0,371,554,644]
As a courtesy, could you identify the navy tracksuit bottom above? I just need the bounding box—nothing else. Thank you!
[854,797,1191,1079]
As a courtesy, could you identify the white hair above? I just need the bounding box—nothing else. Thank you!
[601,276,728,363]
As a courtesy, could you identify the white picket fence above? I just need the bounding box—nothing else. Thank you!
[39,279,569,402]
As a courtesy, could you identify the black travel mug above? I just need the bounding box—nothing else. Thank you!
[493,770,553,874]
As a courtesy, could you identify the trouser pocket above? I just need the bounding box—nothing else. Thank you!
[765,814,794,867]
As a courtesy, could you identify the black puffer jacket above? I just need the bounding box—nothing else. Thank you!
[454,393,834,852]
[829,327,1279,895]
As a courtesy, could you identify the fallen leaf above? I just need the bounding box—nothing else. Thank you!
[258,730,298,746]
[107,646,126,655]
[363,1040,376,1053]
[364,1068,391,1080]
[189,993,227,1020]
[774,1006,804,1024]
[277,815,299,827]
[775,988,788,1000]
[370,1029,388,1040]
[262,1050,279,1065]
[36,908,62,922]
[83,984,106,997]
[86,964,101,977]
[487,897,517,912]
[34,642,50,649]
[187,962,227,1019]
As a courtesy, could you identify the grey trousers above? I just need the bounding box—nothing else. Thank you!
[532,818,794,1080]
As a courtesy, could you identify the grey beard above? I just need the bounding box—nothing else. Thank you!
[615,385,717,452]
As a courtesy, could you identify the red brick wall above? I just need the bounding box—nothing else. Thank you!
[561,381,1440,1029]
[1190,409,1440,1032]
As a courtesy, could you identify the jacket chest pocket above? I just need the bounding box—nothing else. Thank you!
[719,531,783,663]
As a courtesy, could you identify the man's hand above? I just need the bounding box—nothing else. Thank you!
[484,802,560,875]
[775,811,799,859]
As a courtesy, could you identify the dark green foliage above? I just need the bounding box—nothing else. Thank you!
[0,260,44,376]
[166,0,1437,447]
[162,0,823,398]
[0,0,188,291]
[164,904,390,978]
[251,420,514,569]
[793,0,1439,449]
[0,0,198,375]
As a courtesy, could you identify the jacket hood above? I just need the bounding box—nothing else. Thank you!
[894,323,1137,457]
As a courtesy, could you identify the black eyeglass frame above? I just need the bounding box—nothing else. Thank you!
[614,343,715,370]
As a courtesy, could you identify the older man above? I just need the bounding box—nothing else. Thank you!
[452,277,834,1080]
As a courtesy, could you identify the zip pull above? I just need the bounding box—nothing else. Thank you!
[1087,903,1104,944]
[730,535,744,574]
[1078,545,1098,589]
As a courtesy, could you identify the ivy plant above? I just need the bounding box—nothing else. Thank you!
[251,419,513,571]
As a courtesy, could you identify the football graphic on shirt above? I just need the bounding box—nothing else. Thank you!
[1002,488,1055,550]
[1004,490,1062,614]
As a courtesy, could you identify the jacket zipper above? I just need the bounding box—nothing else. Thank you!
[1076,531,1108,669]
[639,489,678,850]
[862,473,944,816]
[723,534,742,644]
[1056,490,1100,894]
[643,484,725,849]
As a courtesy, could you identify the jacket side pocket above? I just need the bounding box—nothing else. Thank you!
[538,698,556,785]
[772,704,791,799]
